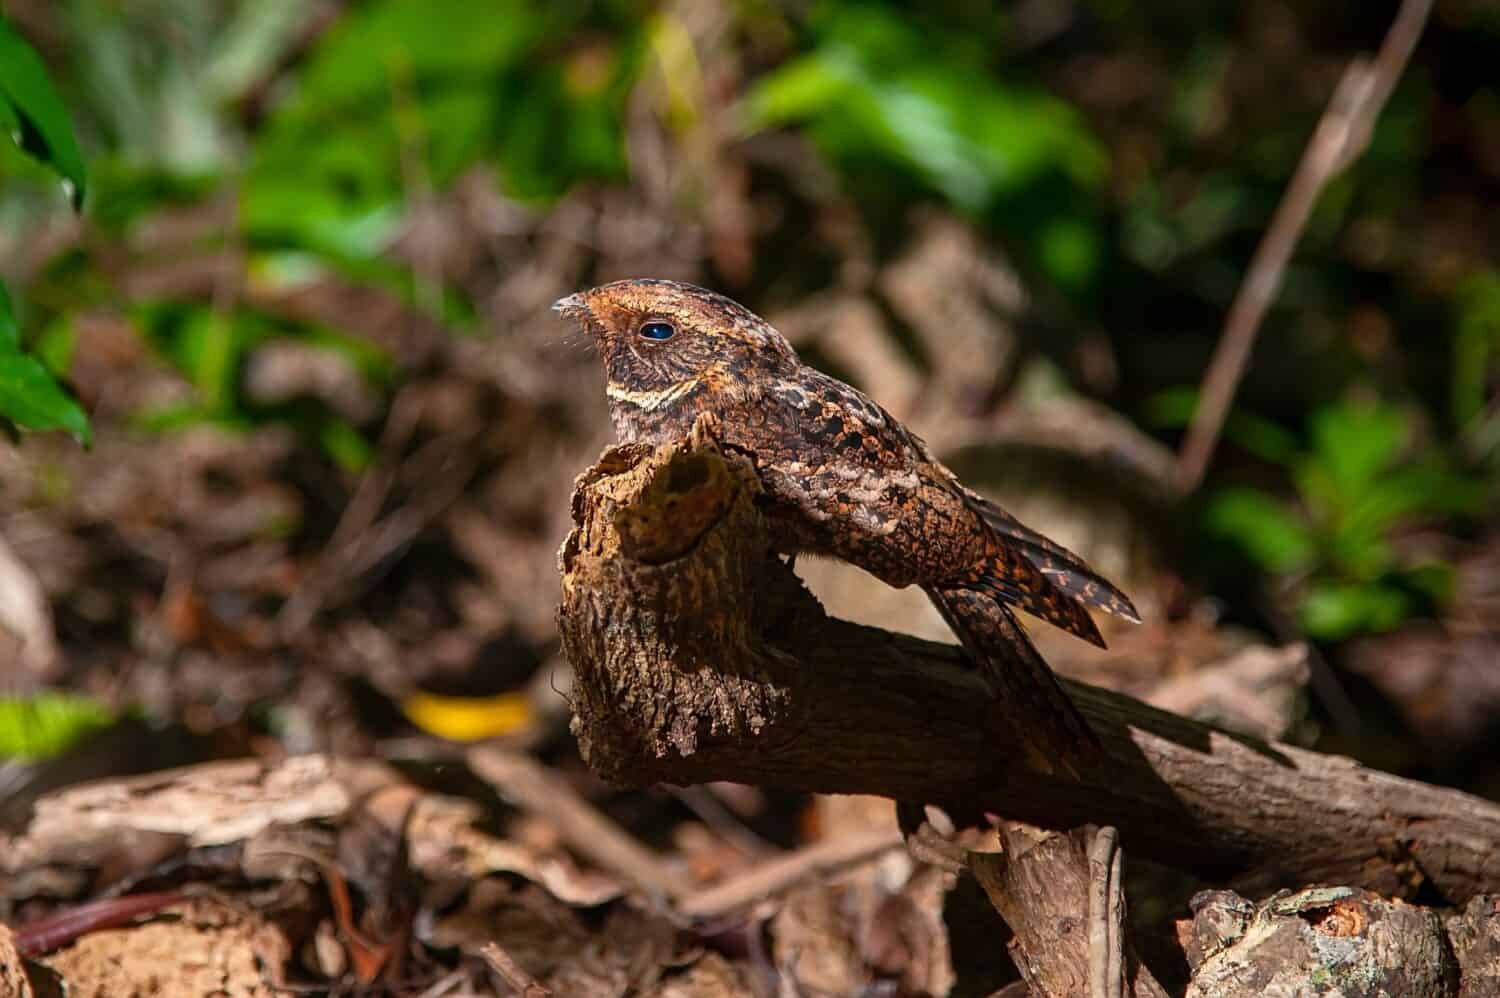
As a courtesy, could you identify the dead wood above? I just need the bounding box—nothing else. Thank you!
[0,925,34,998]
[557,439,1500,904]
[480,940,554,997]
[676,828,905,920]
[467,745,694,901]
[971,823,1168,998]
[1180,887,1457,996]
[1446,895,1500,997]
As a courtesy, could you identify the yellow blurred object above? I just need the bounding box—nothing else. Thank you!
[646,13,702,131]
[402,691,533,742]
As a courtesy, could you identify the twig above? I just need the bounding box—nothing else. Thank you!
[1174,0,1434,493]
[676,828,905,921]
[479,941,552,998]
[466,745,696,902]
[12,892,187,957]
[277,395,476,638]
[411,967,471,998]
[665,783,777,858]
[897,802,969,875]
[1087,826,1125,998]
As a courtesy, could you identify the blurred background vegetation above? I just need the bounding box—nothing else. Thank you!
[1,0,1497,790]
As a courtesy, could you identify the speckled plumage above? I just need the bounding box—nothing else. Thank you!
[557,278,1139,772]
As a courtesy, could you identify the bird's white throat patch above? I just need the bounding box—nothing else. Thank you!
[606,378,701,411]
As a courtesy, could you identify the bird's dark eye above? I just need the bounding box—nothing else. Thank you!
[638,320,676,342]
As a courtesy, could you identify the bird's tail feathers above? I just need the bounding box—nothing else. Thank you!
[927,584,1102,779]
[960,534,1109,648]
[964,491,1141,625]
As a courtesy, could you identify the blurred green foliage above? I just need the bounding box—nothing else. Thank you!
[128,301,389,470]
[243,0,638,261]
[1,1,1496,645]
[6,1,645,462]
[1196,397,1483,640]
[1454,271,1500,467]
[0,17,85,205]
[746,4,1106,288]
[0,14,89,442]
[0,692,113,760]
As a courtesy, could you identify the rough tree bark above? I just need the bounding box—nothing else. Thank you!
[1180,887,1457,996]
[556,439,1500,904]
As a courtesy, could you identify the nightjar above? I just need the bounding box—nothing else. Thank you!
[557,278,1139,776]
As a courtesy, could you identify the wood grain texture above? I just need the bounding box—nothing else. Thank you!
[970,824,1168,998]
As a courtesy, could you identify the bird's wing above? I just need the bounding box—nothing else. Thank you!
[750,372,922,540]
[960,487,1141,624]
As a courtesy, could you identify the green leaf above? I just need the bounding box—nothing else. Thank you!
[0,692,113,760]
[1298,580,1413,641]
[745,8,1106,214]
[294,0,553,106]
[1038,219,1101,294]
[87,159,219,234]
[1202,488,1315,574]
[31,315,78,376]
[745,51,854,122]
[1402,562,1455,604]
[1453,271,1500,430]
[1344,460,1483,536]
[0,351,90,442]
[1145,388,1301,465]
[0,280,17,351]
[241,0,632,254]
[318,417,372,472]
[1305,455,1483,579]
[177,310,241,410]
[0,17,88,208]
[1308,399,1408,498]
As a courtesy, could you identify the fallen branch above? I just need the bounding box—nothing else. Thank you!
[479,941,553,998]
[557,439,1500,902]
[1181,887,1459,995]
[467,745,695,902]
[676,828,904,921]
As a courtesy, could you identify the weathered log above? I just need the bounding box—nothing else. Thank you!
[1446,894,1500,998]
[557,439,1500,903]
[1181,887,1456,996]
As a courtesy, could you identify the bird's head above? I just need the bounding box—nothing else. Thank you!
[555,279,798,432]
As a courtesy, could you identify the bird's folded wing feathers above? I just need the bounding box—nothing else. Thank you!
[962,489,1141,624]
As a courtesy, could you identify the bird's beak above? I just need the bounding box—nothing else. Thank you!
[553,292,589,321]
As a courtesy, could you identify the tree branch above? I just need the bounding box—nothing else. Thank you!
[557,439,1500,903]
[1174,0,1434,493]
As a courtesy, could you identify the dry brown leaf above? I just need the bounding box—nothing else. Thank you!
[35,897,290,998]
[770,884,866,995]
[0,924,34,998]
[648,953,756,998]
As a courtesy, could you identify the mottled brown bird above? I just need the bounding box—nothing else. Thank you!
[557,278,1139,775]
